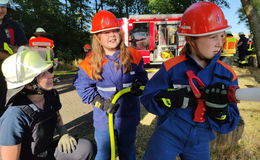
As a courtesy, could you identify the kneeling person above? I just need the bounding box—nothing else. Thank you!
[0,49,94,160]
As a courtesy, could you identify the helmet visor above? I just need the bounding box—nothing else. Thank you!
[13,49,52,84]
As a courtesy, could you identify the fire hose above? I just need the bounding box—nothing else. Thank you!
[109,86,145,160]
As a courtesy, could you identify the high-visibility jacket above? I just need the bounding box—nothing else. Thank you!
[222,36,238,56]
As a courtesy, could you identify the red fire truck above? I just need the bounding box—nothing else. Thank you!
[118,14,184,64]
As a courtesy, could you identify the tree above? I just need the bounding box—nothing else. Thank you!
[148,0,229,14]
[101,0,149,17]
[8,0,92,61]
[240,0,260,68]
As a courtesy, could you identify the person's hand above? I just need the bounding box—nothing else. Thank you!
[204,83,229,123]
[130,80,143,96]
[154,87,196,109]
[58,134,77,154]
[56,126,77,154]
[93,95,119,114]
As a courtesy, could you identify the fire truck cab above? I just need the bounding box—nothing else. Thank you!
[118,14,184,64]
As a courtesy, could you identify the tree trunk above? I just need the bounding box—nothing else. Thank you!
[210,117,244,151]
[240,0,260,68]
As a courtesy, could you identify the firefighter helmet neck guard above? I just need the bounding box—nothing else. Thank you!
[177,1,230,36]
[91,10,120,34]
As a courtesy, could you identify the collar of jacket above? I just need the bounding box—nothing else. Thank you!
[105,50,120,63]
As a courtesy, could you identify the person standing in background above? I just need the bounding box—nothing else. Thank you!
[237,32,248,67]
[30,27,61,82]
[83,43,91,58]
[0,0,27,114]
[220,31,238,65]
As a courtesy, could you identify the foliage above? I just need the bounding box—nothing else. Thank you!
[6,0,232,62]
[148,0,230,14]
[8,0,92,61]
[237,8,250,27]
[237,0,260,32]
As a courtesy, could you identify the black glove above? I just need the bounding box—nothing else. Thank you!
[93,95,119,114]
[204,83,229,123]
[131,80,143,96]
[154,87,196,109]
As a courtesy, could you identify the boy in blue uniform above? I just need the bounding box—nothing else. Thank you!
[73,10,148,160]
[140,2,240,160]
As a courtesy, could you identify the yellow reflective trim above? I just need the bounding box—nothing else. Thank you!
[215,115,226,120]
[161,98,171,108]
[3,42,14,55]
[94,101,101,108]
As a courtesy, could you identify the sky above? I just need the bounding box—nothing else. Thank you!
[58,0,250,34]
[222,0,250,34]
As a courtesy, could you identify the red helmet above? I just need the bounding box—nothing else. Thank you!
[177,2,230,36]
[91,10,120,34]
[83,44,91,49]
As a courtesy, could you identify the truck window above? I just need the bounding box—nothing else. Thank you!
[129,23,149,50]
[158,24,178,45]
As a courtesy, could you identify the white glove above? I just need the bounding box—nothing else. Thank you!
[58,133,77,153]
[57,126,77,154]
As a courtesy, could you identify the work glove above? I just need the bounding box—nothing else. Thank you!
[204,83,229,124]
[130,80,144,96]
[93,94,119,114]
[57,126,77,154]
[154,87,196,109]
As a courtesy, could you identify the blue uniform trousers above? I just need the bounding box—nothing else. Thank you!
[143,114,214,160]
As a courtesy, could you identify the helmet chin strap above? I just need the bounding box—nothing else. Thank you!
[21,79,46,95]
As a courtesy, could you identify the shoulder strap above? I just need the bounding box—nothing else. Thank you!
[18,105,39,122]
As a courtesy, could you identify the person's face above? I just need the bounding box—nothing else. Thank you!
[36,69,54,91]
[189,31,225,59]
[98,29,121,55]
[0,6,7,22]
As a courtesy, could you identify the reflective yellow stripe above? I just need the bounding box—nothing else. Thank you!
[215,115,227,120]
[248,44,253,51]
[3,42,14,55]
[161,98,171,108]
[94,101,101,108]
